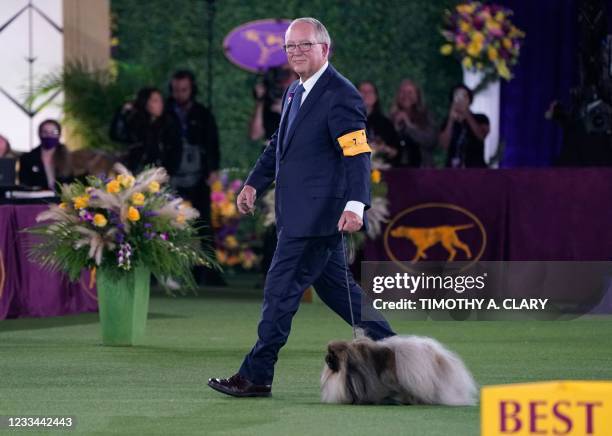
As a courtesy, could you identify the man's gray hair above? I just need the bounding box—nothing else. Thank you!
[287,17,331,46]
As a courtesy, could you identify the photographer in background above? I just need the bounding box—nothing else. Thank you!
[439,84,489,168]
[249,64,297,144]
[166,69,225,286]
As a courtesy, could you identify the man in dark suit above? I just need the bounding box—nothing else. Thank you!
[208,18,395,398]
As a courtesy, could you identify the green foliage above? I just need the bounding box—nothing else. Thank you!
[32,61,161,152]
[111,0,462,169]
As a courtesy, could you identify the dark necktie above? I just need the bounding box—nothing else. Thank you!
[285,84,305,138]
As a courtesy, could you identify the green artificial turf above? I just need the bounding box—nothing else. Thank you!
[1,280,611,436]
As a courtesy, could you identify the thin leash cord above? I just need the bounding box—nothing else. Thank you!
[341,231,357,340]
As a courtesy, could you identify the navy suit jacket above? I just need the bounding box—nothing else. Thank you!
[246,64,371,237]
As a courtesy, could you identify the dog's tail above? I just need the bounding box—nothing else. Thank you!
[451,224,474,231]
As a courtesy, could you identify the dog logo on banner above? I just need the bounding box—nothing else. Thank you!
[384,203,486,271]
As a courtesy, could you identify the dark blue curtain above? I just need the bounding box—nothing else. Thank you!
[499,0,579,167]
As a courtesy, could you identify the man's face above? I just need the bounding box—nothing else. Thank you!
[284,22,328,80]
[171,78,193,105]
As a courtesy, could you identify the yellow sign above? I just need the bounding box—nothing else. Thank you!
[481,381,612,435]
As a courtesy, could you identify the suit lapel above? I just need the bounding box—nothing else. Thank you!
[277,81,299,155]
[281,65,334,158]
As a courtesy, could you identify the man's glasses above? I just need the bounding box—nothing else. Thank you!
[283,42,324,53]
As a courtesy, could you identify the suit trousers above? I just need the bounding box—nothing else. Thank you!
[238,229,396,385]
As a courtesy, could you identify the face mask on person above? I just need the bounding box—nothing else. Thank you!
[41,137,59,150]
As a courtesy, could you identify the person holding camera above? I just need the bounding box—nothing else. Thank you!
[249,64,298,143]
[439,84,489,168]
[389,79,437,167]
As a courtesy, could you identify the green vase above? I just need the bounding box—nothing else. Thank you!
[96,265,151,346]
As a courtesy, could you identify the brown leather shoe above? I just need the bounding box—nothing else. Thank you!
[207,373,272,398]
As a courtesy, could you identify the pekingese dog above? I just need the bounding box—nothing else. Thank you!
[321,335,477,405]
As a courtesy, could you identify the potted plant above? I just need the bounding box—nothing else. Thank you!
[28,164,217,346]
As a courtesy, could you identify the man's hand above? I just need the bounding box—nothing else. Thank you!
[237,185,257,215]
[337,210,363,233]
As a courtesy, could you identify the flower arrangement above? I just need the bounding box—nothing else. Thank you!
[440,2,525,82]
[210,171,259,270]
[28,164,216,290]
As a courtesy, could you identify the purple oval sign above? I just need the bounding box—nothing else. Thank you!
[223,19,291,72]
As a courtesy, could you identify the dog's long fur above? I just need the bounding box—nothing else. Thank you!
[321,335,477,405]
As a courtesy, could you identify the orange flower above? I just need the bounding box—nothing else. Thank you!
[106,180,121,194]
[73,195,89,210]
[371,170,381,184]
[93,214,108,227]
[127,206,140,222]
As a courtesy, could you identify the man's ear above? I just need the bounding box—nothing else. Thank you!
[322,43,330,58]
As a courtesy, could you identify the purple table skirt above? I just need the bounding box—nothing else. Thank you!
[0,204,97,320]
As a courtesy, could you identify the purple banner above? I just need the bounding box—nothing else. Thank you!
[0,204,97,320]
[223,19,290,72]
[365,168,612,263]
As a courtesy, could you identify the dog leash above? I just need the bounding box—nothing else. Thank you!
[340,231,357,340]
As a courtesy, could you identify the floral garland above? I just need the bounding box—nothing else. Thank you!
[440,1,525,84]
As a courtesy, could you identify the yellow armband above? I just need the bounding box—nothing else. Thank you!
[337,129,372,156]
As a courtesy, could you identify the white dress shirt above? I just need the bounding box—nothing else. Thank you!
[297,61,365,219]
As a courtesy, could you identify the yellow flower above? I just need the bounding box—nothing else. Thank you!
[495,11,506,22]
[486,19,501,34]
[117,174,135,188]
[176,213,186,225]
[73,195,89,210]
[502,38,513,50]
[220,202,237,217]
[59,202,67,209]
[131,192,145,206]
[440,44,453,55]
[148,181,160,193]
[371,170,381,184]
[225,235,239,249]
[106,179,121,194]
[496,60,511,80]
[472,32,485,44]
[93,213,108,227]
[487,46,498,61]
[467,41,483,57]
[127,206,140,222]
[459,20,471,33]
[462,57,473,69]
[211,180,223,192]
[457,4,475,14]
